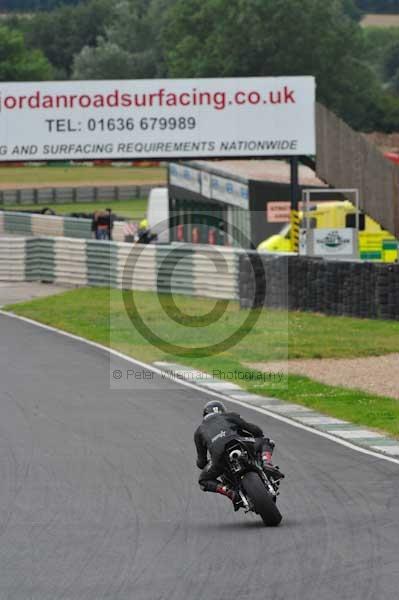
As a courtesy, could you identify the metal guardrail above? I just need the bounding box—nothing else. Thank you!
[0,237,240,300]
[0,184,152,206]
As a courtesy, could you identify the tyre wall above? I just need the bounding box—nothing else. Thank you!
[239,254,399,320]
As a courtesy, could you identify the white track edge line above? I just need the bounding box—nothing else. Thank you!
[1,309,399,467]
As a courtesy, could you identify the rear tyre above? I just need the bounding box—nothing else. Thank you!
[242,471,282,527]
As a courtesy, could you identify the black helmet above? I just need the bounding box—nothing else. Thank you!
[203,400,226,418]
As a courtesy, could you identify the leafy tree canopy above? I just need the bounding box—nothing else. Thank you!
[0,25,53,80]
[21,0,112,77]
[161,0,381,130]
[72,0,171,79]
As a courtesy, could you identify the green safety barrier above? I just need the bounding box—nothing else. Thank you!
[64,217,92,239]
[25,238,55,282]
[156,245,195,296]
[86,240,118,287]
[4,212,32,235]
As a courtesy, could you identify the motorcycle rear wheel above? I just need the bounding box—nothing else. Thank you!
[242,471,282,527]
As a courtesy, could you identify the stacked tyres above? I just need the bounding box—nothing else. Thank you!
[238,253,399,321]
[340,262,352,315]
[315,259,327,314]
[376,263,390,320]
[266,256,287,310]
[306,259,319,313]
[239,253,266,309]
[288,256,300,311]
[239,254,255,309]
[328,262,346,316]
[241,472,282,527]
[342,263,354,317]
[342,262,356,318]
[353,263,364,317]
[277,256,289,310]
[360,263,377,319]
[376,264,399,320]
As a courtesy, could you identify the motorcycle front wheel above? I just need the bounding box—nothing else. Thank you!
[242,471,282,527]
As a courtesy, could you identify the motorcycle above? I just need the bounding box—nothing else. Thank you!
[220,436,284,526]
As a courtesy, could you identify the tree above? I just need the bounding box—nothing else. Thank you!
[72,38,133,79]
[342,0,362,20]
[389,70,399,93]
[384,41,399,79]
[0,25,53,81]
[23,0,112,78]
[161,0,383,130]
[72,0,171,79]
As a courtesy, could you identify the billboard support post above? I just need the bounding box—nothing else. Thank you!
[290,156,300,252]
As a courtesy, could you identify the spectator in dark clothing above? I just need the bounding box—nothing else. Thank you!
[106,208,114,241]
[92,210,113,240]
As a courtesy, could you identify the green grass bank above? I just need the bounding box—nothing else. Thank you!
[4,199,148,220]
[5,287,399,438]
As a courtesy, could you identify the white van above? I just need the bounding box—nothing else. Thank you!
[146,187,169,244]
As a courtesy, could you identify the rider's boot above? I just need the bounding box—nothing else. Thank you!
[262,438,276,467]
[261,449,273,469]
[215,484,243,511]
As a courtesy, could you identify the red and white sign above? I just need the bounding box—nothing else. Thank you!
[267,201,291,222]
[266,200,320,222]
[0,77,315,161]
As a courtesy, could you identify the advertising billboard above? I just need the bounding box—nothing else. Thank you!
[0,77,315,161]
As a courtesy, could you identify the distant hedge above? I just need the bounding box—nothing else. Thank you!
[355,0,399,14]
[1,0,81,11]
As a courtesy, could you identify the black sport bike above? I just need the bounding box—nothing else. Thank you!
[220,436,284,526]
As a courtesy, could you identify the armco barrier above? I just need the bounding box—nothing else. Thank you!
[0,184,152,207]
[116,244,157,291]
[31,213,64,237]
[0,237,26,282]
[54,238,87,286]
[0,237,240,300]
[239,254,399,320]
[0,211,127,242]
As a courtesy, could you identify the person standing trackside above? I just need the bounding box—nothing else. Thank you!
[92,209,112,240]
[137,218,157,244]
[105,208,114,241]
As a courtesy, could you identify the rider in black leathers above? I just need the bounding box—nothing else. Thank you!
[194,400,275,510]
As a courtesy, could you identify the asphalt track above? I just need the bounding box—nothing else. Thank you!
[1,313,398,600]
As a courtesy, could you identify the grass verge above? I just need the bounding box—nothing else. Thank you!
[5,287,399,438]
[4,199,148,220]
[0,166,166,187]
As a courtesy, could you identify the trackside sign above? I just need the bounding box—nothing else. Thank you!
[0,77,315,161]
